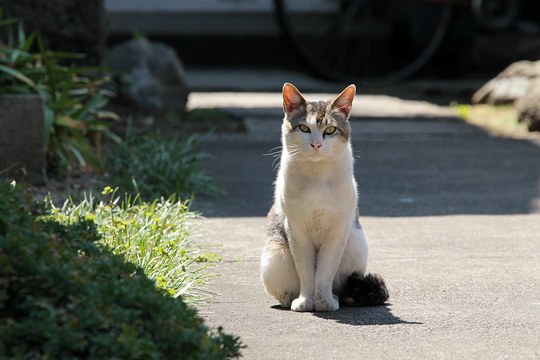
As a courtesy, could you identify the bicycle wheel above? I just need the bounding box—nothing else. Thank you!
[472,0,520,31]
[275,0,453,83]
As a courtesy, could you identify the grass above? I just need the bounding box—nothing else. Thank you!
[451,103,530,137]
[107,129,220,201]
[25,118,226,303]
[44,186,219,303]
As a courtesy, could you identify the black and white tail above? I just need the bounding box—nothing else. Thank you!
[341,272,389,306]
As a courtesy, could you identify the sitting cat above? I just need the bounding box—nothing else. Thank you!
[260,83,388,312]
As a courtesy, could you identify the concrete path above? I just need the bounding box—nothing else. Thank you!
[189,90,540,359]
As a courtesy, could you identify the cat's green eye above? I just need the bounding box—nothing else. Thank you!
[298,124,311,133]
[324,126,337,136]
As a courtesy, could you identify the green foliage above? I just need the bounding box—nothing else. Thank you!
[48,186,220,302]
[0,181,242,358]
[0,11,120,175]
[108,129,220,201]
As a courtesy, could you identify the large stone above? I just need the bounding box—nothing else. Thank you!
[0,0,105,64]
[104,38,189,114]
[516,79,540,132]
[472,60,540,105]
[0,95,45,184]
[472,59,540,132]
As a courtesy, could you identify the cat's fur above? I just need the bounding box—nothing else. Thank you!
[260,83,388,312]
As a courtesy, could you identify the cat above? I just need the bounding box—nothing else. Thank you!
[260,83,388,312]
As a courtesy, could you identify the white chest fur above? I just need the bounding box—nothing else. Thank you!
[277,157,357,245]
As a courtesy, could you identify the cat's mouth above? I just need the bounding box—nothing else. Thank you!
[307,149,324,161]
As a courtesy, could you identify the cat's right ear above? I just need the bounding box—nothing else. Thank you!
[282,83,306,115]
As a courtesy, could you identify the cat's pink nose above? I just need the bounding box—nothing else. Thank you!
[311,142,322,149]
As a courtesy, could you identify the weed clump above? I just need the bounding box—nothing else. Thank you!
[51,187,218,302]
[108,131,219,200]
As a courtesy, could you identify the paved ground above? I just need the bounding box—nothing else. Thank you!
[185,68,483,105]
[188,82,540,359]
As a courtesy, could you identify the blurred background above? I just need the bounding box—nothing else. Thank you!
[105,0,540,83]
[3,0,540,86]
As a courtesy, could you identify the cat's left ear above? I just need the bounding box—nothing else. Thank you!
[331,84,356,118]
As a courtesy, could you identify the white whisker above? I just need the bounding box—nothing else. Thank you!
[263,146,283,156]
[272,154,282,171]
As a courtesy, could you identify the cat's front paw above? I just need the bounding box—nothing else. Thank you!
[291,297,314,312]
[314,295,339,312]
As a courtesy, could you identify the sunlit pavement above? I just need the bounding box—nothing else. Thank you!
[189,68,540,359]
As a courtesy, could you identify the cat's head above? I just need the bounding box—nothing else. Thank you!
[281,83,355,162]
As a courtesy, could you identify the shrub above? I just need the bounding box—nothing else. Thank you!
[0,11,119,175]
[107,130,219,201]
[0,181,242,358]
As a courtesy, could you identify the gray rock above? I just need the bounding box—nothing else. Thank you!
[472,59,540,132]
[472,60,540,105]
[516,79,540,131]
[104,38,189,114]
[472,76,530,105]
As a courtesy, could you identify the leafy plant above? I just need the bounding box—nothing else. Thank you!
[0,180,242,358]
[47,186,219,302]
[108,129,220,201]
[0,11,119,175]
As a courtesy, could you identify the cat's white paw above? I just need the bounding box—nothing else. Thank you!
[314,295,339,312]
[291,297,314,312]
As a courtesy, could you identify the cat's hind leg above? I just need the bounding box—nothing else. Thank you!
[260,239,300,308]
[333,225,369,294]
[333,226,388,306]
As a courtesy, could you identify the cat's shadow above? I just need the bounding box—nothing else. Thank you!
[271,304,421,326]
